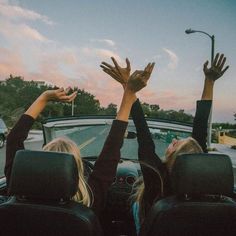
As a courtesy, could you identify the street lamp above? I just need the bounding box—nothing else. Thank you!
[185,28,215,149]
[71,100,74,116]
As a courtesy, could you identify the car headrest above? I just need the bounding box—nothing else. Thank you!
[9,150,78,201]
[171,153,234,197]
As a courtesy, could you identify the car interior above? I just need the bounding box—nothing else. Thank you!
[0,149,102,236]
[0,116,235,236]
[140,153,236,236]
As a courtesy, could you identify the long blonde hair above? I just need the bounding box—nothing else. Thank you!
[132,137,203,223]
[165,137,203,172]
[43,137,93,207]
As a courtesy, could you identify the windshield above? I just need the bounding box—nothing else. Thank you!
[43,118,192,160]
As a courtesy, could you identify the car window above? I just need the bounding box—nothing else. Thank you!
[0,119,7,129]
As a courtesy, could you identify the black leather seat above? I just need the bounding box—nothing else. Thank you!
[0,150,103,236]
[140,153,236,236]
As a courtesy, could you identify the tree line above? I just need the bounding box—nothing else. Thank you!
[0,75,234,129]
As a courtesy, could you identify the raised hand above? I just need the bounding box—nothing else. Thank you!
[43,88,77,103]
[127,62,155,92]
[25,88,77,119]
[203,53,229,81]
[100,57,131,88]
[116,62,155,121]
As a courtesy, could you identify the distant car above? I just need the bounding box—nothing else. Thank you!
[0,118,8,148]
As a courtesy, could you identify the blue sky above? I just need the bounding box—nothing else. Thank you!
[0,0,235,122]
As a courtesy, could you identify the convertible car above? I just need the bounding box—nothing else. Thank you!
[0,116,236,236]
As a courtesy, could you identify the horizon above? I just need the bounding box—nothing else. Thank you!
[0,0,235,123]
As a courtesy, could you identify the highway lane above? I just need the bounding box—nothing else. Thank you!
[0,124,236,184]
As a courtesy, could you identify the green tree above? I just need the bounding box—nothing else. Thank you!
[73,89,100,115]
[103,103,117,115]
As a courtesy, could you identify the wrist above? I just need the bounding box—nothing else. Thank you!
[204,77,215,87]
[123,89,136,103]
[39,91,50,103]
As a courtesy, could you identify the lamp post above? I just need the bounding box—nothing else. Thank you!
[71,100,74,116]
[185,28,215,149]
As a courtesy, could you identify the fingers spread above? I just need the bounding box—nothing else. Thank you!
[149,62,155,74]
[213,53,219,66]
[111,57,120,69]
[144,63,151,72]
[126,58,131,71]
[216,54,224,67]
[60,91,77,102]
[101,62,113,69]
[221,65,229,75]
[203,60,209,71]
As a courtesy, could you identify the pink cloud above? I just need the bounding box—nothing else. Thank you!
[0,48,26,78]
[0,21,49,43]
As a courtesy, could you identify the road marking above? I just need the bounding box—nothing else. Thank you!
[79,137,96,150]
[99,128,108,135]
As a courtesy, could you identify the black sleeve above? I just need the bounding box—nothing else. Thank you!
[5,114,35,187]
[192,100,212,153]
[88,119,128,216]
[131,99,168,204]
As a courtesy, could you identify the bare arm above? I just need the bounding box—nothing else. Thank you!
[201,53,229,100]
[25,88,77,119]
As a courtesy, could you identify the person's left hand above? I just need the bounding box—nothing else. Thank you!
[100,57,131,88]
[127,62,155,92]
[43,88,77,102]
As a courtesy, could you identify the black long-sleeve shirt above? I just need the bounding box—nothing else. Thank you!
[5,114,128,216]
[131,99,212,213]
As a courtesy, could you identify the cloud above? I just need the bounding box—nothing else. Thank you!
[82,47,122,62]
[90,38,116,47]
[0,1,54,25]
[0,47,25,78]
[0,1,52,43]
[0,21,50,43]
[163,48,179,69]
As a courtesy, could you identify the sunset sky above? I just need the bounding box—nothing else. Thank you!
[0,0,235,122]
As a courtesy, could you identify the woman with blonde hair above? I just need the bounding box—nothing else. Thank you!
[43,136,92,206]
[5,64,154,217]
[101,53,229,233]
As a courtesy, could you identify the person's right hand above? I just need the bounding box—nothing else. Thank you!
[203,53,229,81]
[43,88,77,102]
[100,57,131,88]
[127,62,155,92]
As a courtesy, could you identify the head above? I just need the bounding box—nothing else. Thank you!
[132,137,203,223]
[43,137,93,207]
[165,137,203,172]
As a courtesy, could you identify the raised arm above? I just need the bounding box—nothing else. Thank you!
[192,53,229,152]
[5,88,77,187]
[101,58,167,203]
[90,60,153,215]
